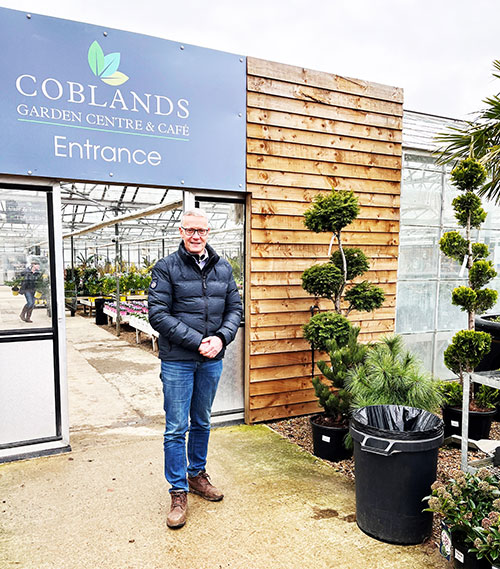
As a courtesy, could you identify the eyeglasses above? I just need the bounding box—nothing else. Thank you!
[181,226,209,237]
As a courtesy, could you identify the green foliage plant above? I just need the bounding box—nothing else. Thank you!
[425,467,500,562]
[346,335,442,412]
[312,326,369,424]
[301,188,385,330]
[439,158,497,408]
[303,312,351,353]
[436,60,500,204]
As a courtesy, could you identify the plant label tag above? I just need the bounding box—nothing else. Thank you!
[439,521,452,560]
[454,549,464,563]
[459,255,467,277]
[451,420,460,427]
[322,435,330,443]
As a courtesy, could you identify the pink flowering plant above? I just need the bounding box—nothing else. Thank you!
[425,467,500,554]
[470,507,500,564]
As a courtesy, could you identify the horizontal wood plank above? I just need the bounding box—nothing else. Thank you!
[247,108,402,144]
[250,327,393,353]
[250,283,397,300]
[247,123,402,157]
[247,184,401,207]
[247,170,400,194]
[248,92,402,130]
[251,295,396,315]
[250,269,397,286]
[248,138,401,171]
[248,76,403,117]
[250,256,398,272]
[251,214,399,233]
[248,401,322,422]
[248,154,401,183]
[249,376,316,395]
[250,242,399,259]
[251,228,399,246]
[250,388,318,410]
[247,58,404,103]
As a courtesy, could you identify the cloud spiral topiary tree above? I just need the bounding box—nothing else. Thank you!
[440,158,497,403]
[301,186,385,425]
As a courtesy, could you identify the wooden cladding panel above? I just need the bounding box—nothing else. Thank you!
[247,57,404,103]
[246,57,402,424]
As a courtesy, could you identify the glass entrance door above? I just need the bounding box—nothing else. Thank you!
[195,197,245,422]
[0,185,62,452]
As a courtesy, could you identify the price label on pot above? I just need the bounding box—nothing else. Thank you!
[454,549,464,563]
[451,420,460,428]
[322,435,331,443]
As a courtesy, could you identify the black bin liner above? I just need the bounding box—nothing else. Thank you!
[350,405,444,545]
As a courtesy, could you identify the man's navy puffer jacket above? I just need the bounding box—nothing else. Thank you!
[148,242,242,362]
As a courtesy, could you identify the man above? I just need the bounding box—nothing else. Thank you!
[19,261,40,323]
[148,208,242,529]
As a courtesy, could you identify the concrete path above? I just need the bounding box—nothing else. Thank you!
[0,315,447,569]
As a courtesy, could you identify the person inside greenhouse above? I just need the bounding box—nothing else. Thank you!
[19,261,40,323]
[148,208,242,529]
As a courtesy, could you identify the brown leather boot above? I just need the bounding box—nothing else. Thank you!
[24,308,34,323]
[188,471,223,501]
[167,490,187,529]
[20,305,27,321]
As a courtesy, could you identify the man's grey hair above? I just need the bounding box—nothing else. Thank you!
[181,208,208,223]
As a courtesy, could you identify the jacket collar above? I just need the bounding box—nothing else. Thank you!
[178,241,219,269]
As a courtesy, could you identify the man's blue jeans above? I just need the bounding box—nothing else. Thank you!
[160,359,223,493]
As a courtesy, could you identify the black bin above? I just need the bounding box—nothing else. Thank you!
[94,298,107,325]
[350,405,444,545]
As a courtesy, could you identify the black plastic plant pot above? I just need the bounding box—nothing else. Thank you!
[94,297,108,325]
[350,405,444,545]
[310,415,352,462]
[475,314,500,372]
[442,406,496,441]
[451,531,490,569]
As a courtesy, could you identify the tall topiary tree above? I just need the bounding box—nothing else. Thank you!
[301,187,385,425]
[440,158,497,401]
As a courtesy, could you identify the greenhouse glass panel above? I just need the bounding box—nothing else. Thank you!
[437,280,468,331]
[401,162,442,227]
[395,280,437,333]
[400,333,434,371]
[434,331,456,380]
[398,227,440,279]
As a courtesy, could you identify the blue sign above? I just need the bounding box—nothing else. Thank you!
[0,8,246,191]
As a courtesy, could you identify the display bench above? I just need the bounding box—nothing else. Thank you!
[461,371,500,472]
[103,305,131,324]
[129,315,159,351]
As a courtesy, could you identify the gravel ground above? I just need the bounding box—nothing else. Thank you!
[268,414,500,550]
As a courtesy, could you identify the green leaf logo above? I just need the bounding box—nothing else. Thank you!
[88,41,129,86]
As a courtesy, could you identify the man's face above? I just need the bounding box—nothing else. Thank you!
[32,264,40,272]
[180,215,209,254]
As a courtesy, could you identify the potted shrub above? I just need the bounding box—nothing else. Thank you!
[425,467,500,568]
[347,335,442,412]
[300,187,385,461]
[310,326,369,461]
[439,158,498,440]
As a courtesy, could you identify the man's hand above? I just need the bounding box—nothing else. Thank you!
[199,336,223,359]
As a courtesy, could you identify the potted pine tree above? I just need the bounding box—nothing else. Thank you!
[439,158,498,440]
[301,187,385,461]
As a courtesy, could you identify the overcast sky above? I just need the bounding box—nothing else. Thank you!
[0,0,498,120]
